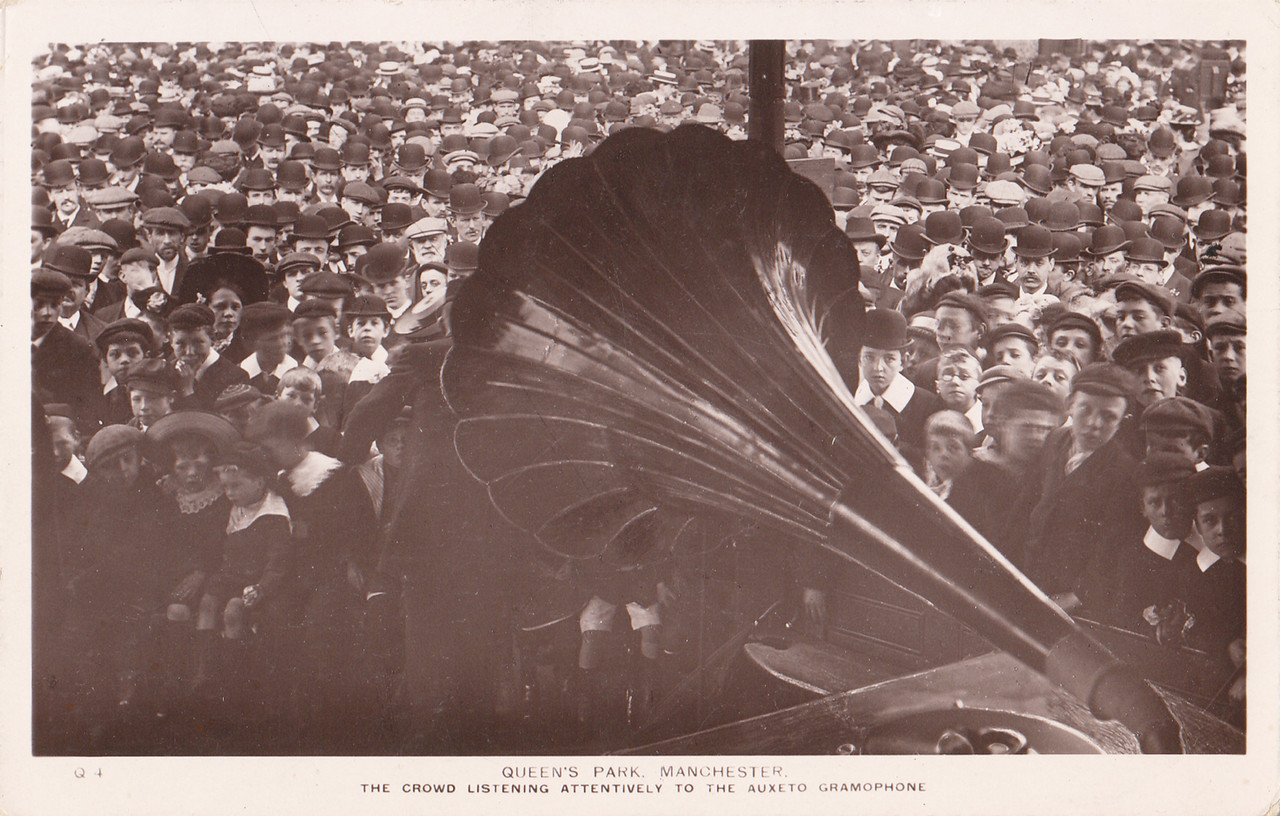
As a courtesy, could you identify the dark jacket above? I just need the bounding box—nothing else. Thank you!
[1002,427,1144,596]
[33,325,104,428]
[945,458,1018,549]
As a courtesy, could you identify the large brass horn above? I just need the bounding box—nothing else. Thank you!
[441,124,1181,752]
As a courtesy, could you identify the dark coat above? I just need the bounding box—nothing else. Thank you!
[946,458,1019,550]
[1002,427,1144,596]
[33,325,104,428]
[1177,556,1245,655]
[68,308,109,345]
[188,354,250,412]
[1079,532,1199,631]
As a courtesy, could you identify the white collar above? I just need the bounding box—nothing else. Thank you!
[1142,526,1182,560]
[103,375,119,395]
[388,302,410,320]
[195,349,220,378]
[1194,460,1210,472]
[1196,547,1222,572]
[58,311,81,331]
[1156,263,1176,286]
[286,450,342,498]
[287,295,302,312]
[964,399,984,433]
[854,371,916,414]
[61,456,88,484]
[123,296,142,319]
[305,415,320,435]
[241,353,297,379]
[370,344,389,366]
[227,489,292,535]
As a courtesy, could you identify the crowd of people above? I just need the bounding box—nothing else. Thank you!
[30,38,1246,755]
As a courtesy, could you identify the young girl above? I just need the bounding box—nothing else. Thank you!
[193,442,292,695]
[198,442,292,641]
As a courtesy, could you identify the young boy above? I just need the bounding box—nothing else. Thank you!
[276,367,342,457]
[934,348,984,432]
[343,295,394,418]
[923,410,1017,546]
[1175,467,1245,657]
[984,322,1039,378]
[238,301,298,396]
[1083,454,1198,631]
[291,299,361,430]
[123,358,182,431]
[168,303,250,411]
[94,318,158,426]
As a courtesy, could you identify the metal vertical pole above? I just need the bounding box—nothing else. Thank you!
[748,40,786,154]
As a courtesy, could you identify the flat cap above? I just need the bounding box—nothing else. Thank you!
[1112,329,1185,367]
[1141,396,1214,441]
[1070,362,1139,401]
[140,206,192,231]
[85,424,146,471]
[1115,279,1175,318]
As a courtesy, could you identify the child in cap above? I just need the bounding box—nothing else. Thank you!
[1082,454,1199,633]
[1172,467,1245,666]
[65,425,167,710]
[123,358,181,431]
[95,318,157,426]
[238,301,298,396]
[290,299,361,430]
[168,303,250,412]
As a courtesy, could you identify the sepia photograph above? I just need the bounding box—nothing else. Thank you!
[5,2,1279,814]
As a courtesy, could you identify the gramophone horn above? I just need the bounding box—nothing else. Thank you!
[441,124,1181,752]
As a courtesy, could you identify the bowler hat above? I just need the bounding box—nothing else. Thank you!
[1193,209,1232,242]
[448,183,485,215]
[862,308,910,351]
[844,216,885,246]
[1083,225,1128,257]
[1124,237,1166,265]
[444,241,480,272]
[924,210,964,246]
[355,242,408,284]
[42,243,93,279]
[889,224,930,261]
[1012,224,1055,258]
